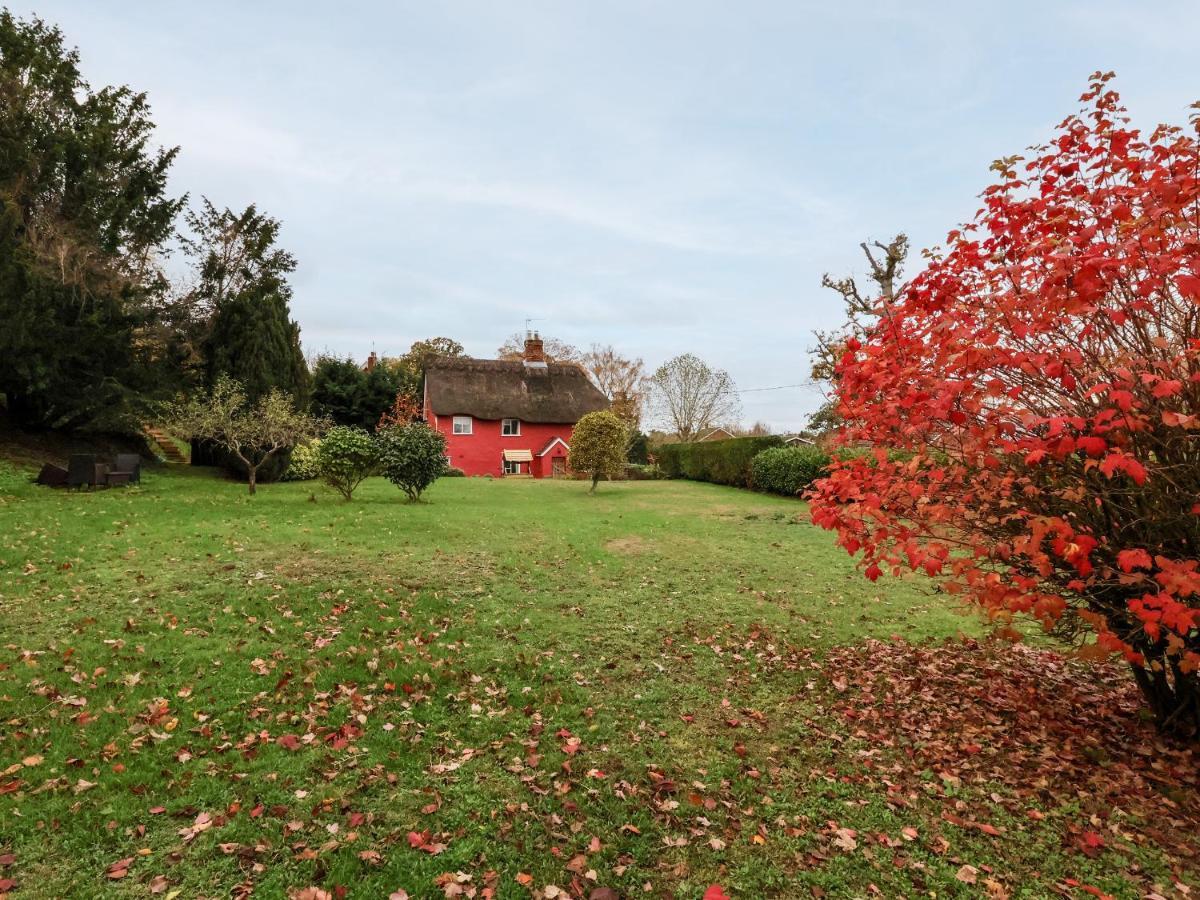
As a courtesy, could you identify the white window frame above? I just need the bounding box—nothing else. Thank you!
[503,459,522,475]
[452,416,473,435]
[501,418,521,436]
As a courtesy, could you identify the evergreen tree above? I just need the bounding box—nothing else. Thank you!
[311,356,365,427]
[184,200,309,405]
[0,11,185,430]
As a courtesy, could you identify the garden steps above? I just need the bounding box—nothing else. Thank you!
[145,426,189,463]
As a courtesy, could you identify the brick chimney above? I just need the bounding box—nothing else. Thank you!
[523,332,546,365]
[365,351,377,372]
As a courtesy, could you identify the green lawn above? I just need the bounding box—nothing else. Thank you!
[0,467,1195,899]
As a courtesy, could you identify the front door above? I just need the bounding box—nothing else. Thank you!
[551,457,565,478]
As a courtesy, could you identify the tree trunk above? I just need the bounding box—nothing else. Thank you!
[247,466,257,495]
[590,473,600,493]
[1129,653,1200,740]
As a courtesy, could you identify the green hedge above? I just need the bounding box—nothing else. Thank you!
[656,435,783,488]
[751,445,830,496]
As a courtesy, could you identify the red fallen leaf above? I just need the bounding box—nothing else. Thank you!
[703,887,730,900]
[347,811,367,827]
[515,873,534,886]
[406,830,447,855]
[0,854,14,866]
[561,738,582,755]
[1078,830,1106,857]
[277,734,302,751]
[0,878,17,892]
[106,857,134,879]
[249,803,264,818]
[149,806,166,815]
[0,781,21,795]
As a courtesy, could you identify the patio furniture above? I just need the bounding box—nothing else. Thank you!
[36,464,69,487]
[106,471,131,487]
[67,454,98,489]
[93,462,110,487]
[112,453,142,484]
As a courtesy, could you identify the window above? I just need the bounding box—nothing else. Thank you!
[452,416,472,435]
[503,459,522,475]
[501,418,520,436]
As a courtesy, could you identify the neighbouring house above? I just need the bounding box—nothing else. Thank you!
[698,427,736,442]
[422,334,609,477]
[783,433,816,446]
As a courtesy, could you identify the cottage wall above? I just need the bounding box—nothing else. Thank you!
[432,416,575,478]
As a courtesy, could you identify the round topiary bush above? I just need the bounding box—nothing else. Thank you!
[751,445,830,496]
[375,422,447,502]
[315,426,378,500]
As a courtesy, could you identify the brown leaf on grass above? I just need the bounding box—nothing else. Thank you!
[955,864,978,885]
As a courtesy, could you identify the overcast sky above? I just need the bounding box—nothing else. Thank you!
[17,1,1200,430]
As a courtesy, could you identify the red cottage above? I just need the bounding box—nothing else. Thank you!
[422,335,609,478]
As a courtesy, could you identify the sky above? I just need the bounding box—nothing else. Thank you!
[15,1,1200,431]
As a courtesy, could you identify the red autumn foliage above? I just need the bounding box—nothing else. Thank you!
[377,392,421,430]
[810,72,1200,738]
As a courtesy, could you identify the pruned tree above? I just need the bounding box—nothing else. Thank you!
[496,333,582,364]
[376,422,447,502]
[568,411,627,493]
[810,74,1200,738]
[315,425,378,500]
[648,354,740,443]
[171,376,320,494]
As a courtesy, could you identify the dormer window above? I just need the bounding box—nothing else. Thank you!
[452,416,473,435]
[501,418,520,436]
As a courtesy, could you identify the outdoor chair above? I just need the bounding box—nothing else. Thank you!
[67,454,98,489]
[112,453,142,484]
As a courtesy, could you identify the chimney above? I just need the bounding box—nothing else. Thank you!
[365,351,377,372]
[523,331,546,365]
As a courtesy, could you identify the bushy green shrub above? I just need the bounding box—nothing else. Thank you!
[443,466,466,477]
[751,445,831,496]
[315,426,378,500]
[656,435,783,488]
[376,423,447,501]
[282,439,321,481]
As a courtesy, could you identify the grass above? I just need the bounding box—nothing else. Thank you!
[0,466,1194,899]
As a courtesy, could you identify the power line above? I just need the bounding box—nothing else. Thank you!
[717,381,823,395]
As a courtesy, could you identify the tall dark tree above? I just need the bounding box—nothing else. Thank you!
[0,11,185,430]
[183,200,309,405]
[310,356,364,427]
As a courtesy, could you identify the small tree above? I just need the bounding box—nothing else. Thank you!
[376,423,447,502]
[172,376,320,494]
[315,426,378,500]
[569,411,627,493]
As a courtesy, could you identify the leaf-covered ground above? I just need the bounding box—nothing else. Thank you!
[0,467,1195,899]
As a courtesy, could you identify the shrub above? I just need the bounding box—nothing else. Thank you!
[568,411,627,492]
[282,439,321,481]
[751,446,831,496]
[375,422,447,502]
[623,463,663,481]
[657,435,783,488]
[443,466,466,477]
[315,426,378,500]
[810,74,1200,736]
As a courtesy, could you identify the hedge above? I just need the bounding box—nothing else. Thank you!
[656,435,783,488]
[750,445,831,496]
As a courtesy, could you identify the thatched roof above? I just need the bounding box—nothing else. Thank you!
[425,357,609,423]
